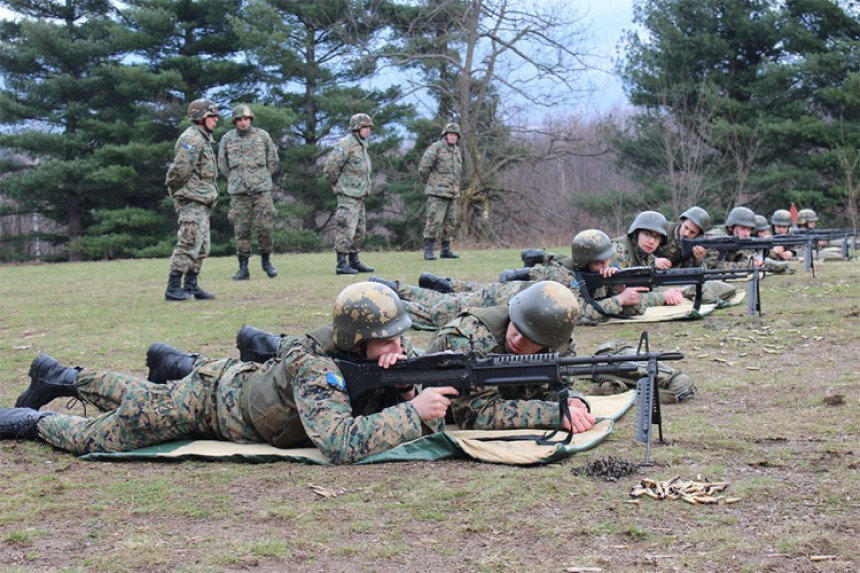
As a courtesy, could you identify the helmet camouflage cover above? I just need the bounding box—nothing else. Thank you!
[332,282,412,351]
[231,104,255,123]
[571,229,615,268]
[754,215,769,233]
[627,211,668,241]
[441,122,461,137]
[680,206,711,234]
[508,281,580,349]
[725,206,757,230]
[187,99,219,122]
[797,208,818,224]
[349,113,374,131]
[770,209,793,226]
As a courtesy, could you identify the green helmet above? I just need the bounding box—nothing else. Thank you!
[725,206,756,231]
[627,211,668,242]
[770,209,792,226]
[187,99,219,123]
[441,122,461,137]
[797,208,818,224]
[754,215,769,233]
[508,281,580,349]
[680,206,711,233]
[332,282,412,352]
[231,105,255,123]
[349,113,374,131]
[571,229,615,268]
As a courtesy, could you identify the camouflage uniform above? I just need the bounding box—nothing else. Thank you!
[703,232,760,269]
[166,123,218,274]
[218,125,279,257]
[657,222,740,303]
[611,234,654,269]
[420,137,462,243]
[324,132,371,253]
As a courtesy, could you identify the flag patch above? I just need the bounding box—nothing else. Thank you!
[326,372,345,391]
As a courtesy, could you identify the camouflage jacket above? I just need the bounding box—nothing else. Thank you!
[165,124,218,205]
[611,234,654,269]
[218,126,279,196]
[703,232,760,269]
[656,222,703,268]
[418,139,462,198]
[324,133,372,198]
[241,325,441,464]
[425,305,574,430]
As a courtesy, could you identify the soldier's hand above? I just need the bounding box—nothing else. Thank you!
[654,257,673,269]
[411,387,459,421]
[692,245,707,262]
[662,288,685,305]
[600,266,620,278]
[376,352,407,369]
[563,399,596,433]
[617,286,649,306]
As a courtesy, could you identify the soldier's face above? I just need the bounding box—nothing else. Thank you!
[505,323,543,356]
[679,220,702,239]
[445,133,459,145]
[774,224,791,235]
[732,225,753,239]
[359,126,372,139]
[588,259,611,272]
[757,229,771,238]
[204,115,219,132]
[235,116,252,131]
[365,336,403,360]
[636,230,663,253]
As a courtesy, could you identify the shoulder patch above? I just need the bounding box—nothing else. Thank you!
[182,143,194,150]
[326,372,345,391]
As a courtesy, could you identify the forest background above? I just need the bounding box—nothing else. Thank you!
[1,0,859,263]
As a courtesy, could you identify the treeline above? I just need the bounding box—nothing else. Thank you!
[1,0,859,263]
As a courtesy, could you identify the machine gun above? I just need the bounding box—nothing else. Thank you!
[680,234,838,277]
[791,228,857,260]
[335,332,683,460]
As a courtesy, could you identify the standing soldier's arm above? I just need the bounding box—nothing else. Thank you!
[217,135,229,180]
[266,133,279,176]
[323,143,349,187]
[418,144,437,184]
[165,134,201,193]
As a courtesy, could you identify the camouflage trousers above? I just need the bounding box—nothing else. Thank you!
[334,194,366,253]
[36,359,261,455]
[423,195,459,242]
[169,198,212,274]
[398,282,527,329]
[229,192,276,257]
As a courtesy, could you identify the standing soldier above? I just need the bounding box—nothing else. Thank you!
[218,105,280,281]
[419,122,463,260]
[324,113,375,275]
[164,99,220,301]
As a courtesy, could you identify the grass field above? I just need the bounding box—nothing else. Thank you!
[1,249,858,571]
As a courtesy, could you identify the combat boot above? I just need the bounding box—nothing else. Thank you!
[0,408,54,440]
[15,354,81,410]
[165,271,193,301]
[336,252,358,275]
[440,241,459,259]
[235,325,283,363]
[499,268,532,282]
[349,252,375,273]
[184,272,215,300]
[521,249,549,267]
[423,239,437,261]
[233,256,250,280]
[418,272,453,293]
[369,276,399,293]
[146,342,199,384]
[261,254,278,278]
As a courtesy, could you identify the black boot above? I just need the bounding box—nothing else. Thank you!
[499,268,532,282]
[184,272,215,300]
[521,249,549,267]
[235,326,283,363]
[349,252,375,273]
[440,241,459,259]
[233,256,250,281]
[146,342,199,384]
[369,276,399,292]
[0,408,54,440]
[261,253,278,278]
[165,271,193,301]
[15,355,81,410]
[336,252,358,275]
[423,239,437,261]
[418,272,453,293]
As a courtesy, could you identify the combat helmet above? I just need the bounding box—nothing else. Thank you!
[680,206,711,234]
[770,209,792,227]
[508,281,580,349]
[754,215,769,233]
[725,206,757,231]
[349,113,374,131]
[441,122,461,137]
[332,282,412,352]
[797,208,818,224]
[627,211,668,243]
[571,229,615,269]
[187,99,219,123]
[231,105,255,123]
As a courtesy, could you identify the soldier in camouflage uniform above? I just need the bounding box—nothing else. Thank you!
[0,283,460,464]
[164,99,220,301]
[657,206,711,268]
[704,206,765,269]
[324,113,375,275]
[218,105,280,281]
[420,122,463,260]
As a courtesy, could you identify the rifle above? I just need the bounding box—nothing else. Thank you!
[573,266,761,316]
[335,332,683,459]
[791,228,857,260]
